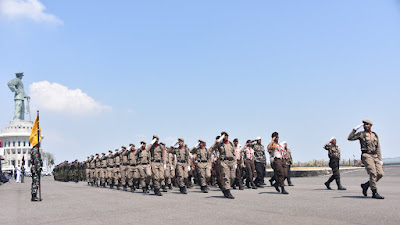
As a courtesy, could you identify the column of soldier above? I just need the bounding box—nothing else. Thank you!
[53,131,294,199]
[53,120,386,200]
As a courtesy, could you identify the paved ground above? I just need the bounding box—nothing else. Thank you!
[1,165,399,225]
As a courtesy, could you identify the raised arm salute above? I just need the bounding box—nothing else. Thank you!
[348,120,384,199]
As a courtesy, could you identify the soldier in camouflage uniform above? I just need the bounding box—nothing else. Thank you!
[107,150,115,188]
[324,137,346,190]
[252,137,266,188]
[100,152,107,187]
[85,156,91,184]
[30,144,42,201]
[113,149,122,190]
[94,153,101,187]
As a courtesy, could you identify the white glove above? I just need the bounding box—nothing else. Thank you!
[171,166,173,170]
[380,161,383,166]
[218,134,225,142]
[354,124,363,130]
[164,164,167,170]
[151,138,157,145]
[188,166,191,171]
[234,164,237,170]
[173,142,179,148]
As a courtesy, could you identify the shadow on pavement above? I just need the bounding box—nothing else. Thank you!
[258,192,281,194]
[336,196,369,199]
[205,196,226,199]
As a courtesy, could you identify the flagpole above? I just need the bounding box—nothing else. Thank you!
[37,110,42,201]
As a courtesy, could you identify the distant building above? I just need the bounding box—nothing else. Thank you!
[0,120,41,173]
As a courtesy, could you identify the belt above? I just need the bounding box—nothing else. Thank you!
[123,163,129,165]
[222,157,234,161]
[130,164,137,166]
[199,160,208,163]
[102,167,107,168]
[362,150,377,154]
[108,166,114,168]
[178,160,187,163]
[141,163,149,165]
[153,160,162,163]
[274,157,282,160]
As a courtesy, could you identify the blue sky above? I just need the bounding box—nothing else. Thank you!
[1,0,399,164]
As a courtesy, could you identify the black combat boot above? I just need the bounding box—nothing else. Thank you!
[154,188,162,196]
[281,187,289,194]
[168,184,173,190]
[239,185,244,190]
[31,194,40,202]
[324,181,332,190]
[336,178,346,190]
[146,185,150,193]
[361,181,370,196]
[162,185,168,192]
[142,187,147,193]
[110,184,114,189]
[274,183,280,192]
[252,185,258,189]
[131,185,136,192]
[180,186,187,194]
[123,185,127,191]
[372,189,384,199]
[201,186,208,193]
[225,190,235,199]
[116,185,120,190]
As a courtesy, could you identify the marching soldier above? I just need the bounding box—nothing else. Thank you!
[148,135,166,196]
[114,149,122,190]
[243,140,257,189]
[30,144,42,201]
[348,120,384,199]
[107,150,114,188]
[168,138,191,194]
[137,141,151,193]
[94,153,101,187]
[85,156,91,185]
[128,144,140,192]
[164,145,176,190]
[100,152,107,187]
[191,139,211,193]
[212,131,237,199]
[89,155,95,186]
[267,132,289,194]
[323,138,345,190]
[283,141,294,186]
[252,136,266,188]
[120,146,129,191]
[232,138,244,190]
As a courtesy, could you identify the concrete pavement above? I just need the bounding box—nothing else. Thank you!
[1,165,399,225]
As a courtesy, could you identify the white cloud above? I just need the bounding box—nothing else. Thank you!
[0,0,63,25]
[29,81,111,116]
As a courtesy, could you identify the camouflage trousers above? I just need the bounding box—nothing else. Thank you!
[31,172,40,195]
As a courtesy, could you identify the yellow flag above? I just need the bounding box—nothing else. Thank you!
[29,115,42,147]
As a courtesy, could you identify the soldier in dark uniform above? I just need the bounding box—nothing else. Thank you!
[348,120,384,199]
[323,137,346,190]
[30,144,42,201]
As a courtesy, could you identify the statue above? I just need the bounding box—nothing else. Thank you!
[7,72,30,121]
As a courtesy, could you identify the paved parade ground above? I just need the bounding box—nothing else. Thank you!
[1,165,399,225]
